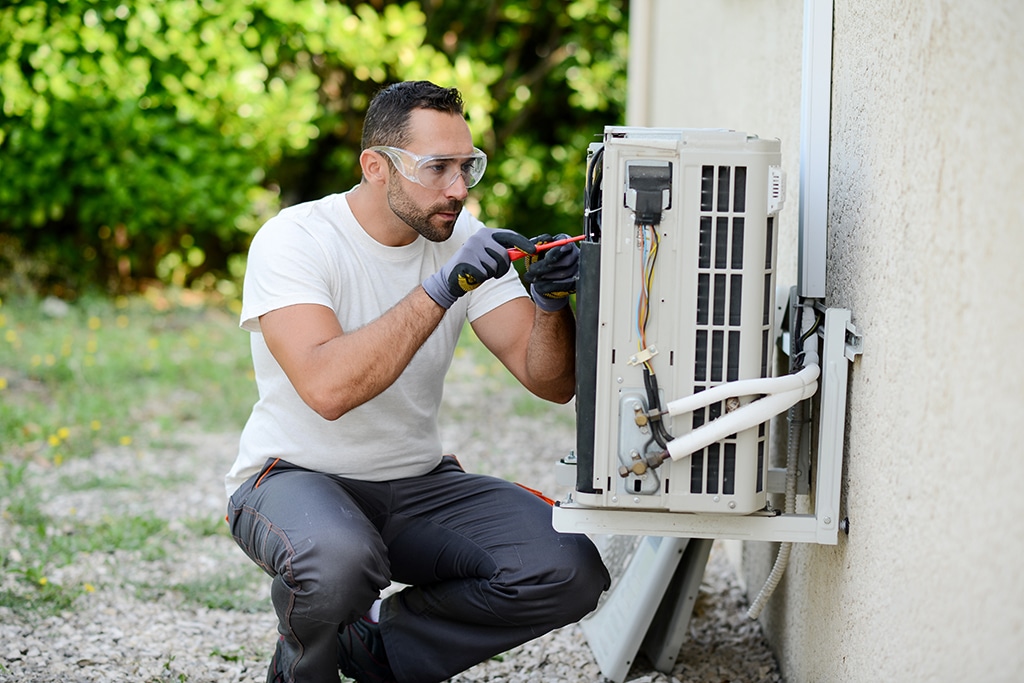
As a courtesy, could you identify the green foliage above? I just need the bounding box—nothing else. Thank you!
[0,0,628,295]
[1,0,318,294]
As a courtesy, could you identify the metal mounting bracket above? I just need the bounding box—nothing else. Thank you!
[845,321,863,362]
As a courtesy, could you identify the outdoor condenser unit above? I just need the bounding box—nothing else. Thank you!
[570,127,788,515]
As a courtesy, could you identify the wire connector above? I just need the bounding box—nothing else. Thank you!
[627,345,658,366]
[625,161,672,225]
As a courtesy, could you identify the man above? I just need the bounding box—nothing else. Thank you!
[225,80,610,683]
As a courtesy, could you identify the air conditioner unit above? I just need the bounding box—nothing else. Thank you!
[551,126,860,683]
[570,127,788,516]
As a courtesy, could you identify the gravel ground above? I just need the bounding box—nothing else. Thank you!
[0,345,782,683]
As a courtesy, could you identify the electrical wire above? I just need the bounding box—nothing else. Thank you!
[635,222,660,364]
[584,145,604,241]
[633,221,672,450]
[800,309,824,342]
[643,367,670,449]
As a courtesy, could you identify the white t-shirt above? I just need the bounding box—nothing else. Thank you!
[224,191,527,498]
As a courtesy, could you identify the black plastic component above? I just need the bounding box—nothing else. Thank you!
[628,162,672,226]
[574,240,601,494]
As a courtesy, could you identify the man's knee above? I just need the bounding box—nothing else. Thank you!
[492,533,609,625]
[287,532,391,624]
[558,535,611,617]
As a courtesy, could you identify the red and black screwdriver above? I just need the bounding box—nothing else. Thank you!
[508,234,585,262]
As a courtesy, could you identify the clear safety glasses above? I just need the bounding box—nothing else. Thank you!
[371,145,488,190]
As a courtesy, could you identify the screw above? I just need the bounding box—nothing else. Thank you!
[839,518,851,535]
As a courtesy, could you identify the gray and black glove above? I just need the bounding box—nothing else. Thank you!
[522,233,580,312]
[423,228,536,309]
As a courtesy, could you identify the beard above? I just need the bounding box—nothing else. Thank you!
[386,179,462,243]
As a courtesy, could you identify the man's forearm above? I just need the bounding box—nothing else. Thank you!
[296,287,446,420]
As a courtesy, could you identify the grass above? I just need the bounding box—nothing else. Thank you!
[170,572,269,613]
[0,289,259,617]
[0,290,256,460]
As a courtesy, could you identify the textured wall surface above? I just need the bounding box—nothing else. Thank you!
[632,1,1024,680]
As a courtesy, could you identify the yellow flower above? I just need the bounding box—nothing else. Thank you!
[38,577,48,586]
[57,427,70,439]
[54,453,63,466]
[119,435,133,446]
[116,315,129,328]
[84,583,96,593]
[90,420,102,431]
[87,316,102,331]
[48,434,61,447]
[0,377,7,390]
[4,330,16,343]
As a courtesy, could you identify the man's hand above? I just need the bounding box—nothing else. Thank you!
[523,233,580,312]
[422,228,536,310]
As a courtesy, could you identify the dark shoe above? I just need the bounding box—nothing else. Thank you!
[338,617,396,683]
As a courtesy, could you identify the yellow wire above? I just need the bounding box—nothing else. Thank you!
[636,223,660,360]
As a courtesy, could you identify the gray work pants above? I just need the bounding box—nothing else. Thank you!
[227,456,610,683]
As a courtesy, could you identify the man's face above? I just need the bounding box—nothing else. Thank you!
[384,109,474,243]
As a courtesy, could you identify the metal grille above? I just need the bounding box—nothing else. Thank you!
[690,164,770,496]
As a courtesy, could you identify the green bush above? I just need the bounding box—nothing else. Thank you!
[1,0,315,293]
[0,0,627,296]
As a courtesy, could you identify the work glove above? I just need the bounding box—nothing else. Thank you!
[422,228,536,310]
[522,233,580,312]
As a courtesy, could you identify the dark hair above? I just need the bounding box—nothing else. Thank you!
[360,81,465,150]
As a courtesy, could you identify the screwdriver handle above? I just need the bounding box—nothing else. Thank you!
[508,234,585,261]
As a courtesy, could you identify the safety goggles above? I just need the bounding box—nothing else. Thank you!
[371,145,488,190]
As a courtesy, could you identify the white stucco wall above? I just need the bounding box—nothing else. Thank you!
[630,1,1024,681]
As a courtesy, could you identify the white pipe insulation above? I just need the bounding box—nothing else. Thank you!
[664,356,820,461]
[664,370,814,419]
